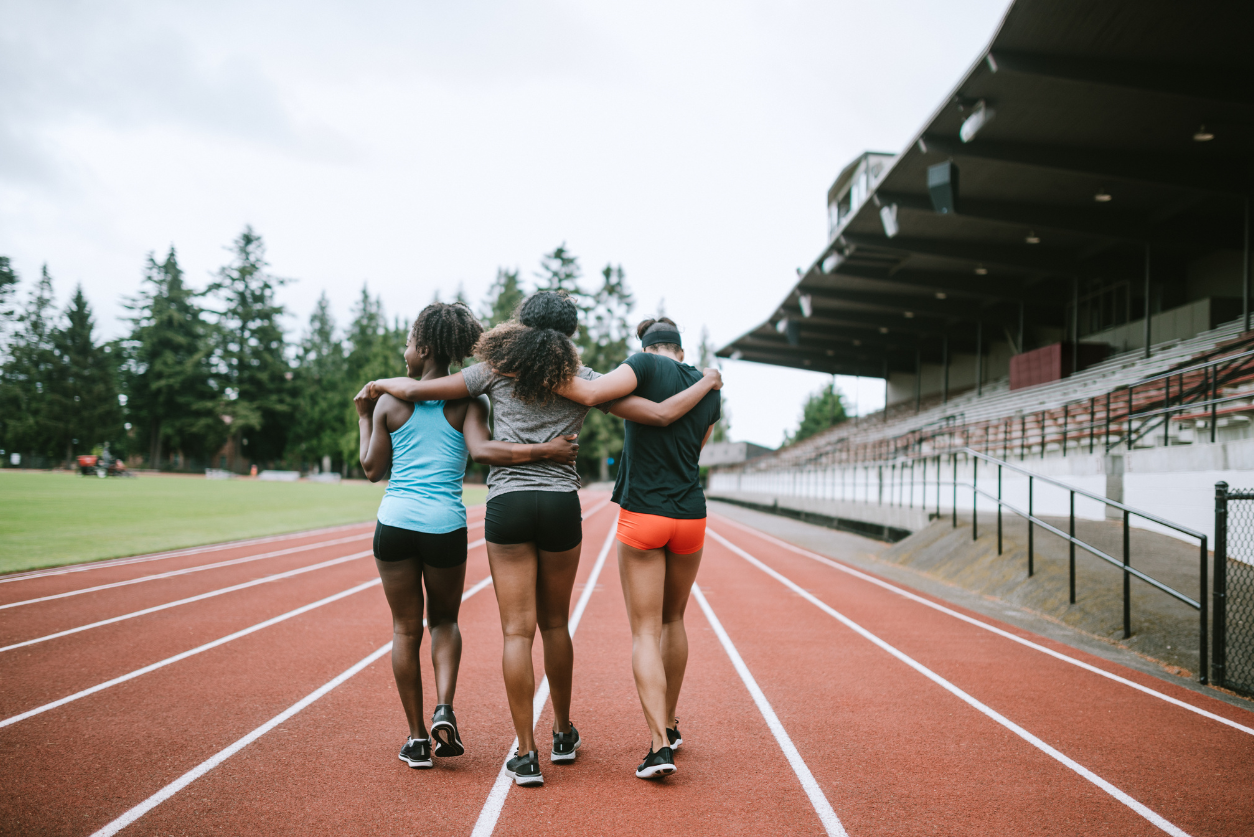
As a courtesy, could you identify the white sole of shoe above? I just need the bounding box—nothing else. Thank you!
[635,763,676,779]
[431,723,464,757]
[507,769,544,786]
[399,753,433,769]
[550,735,582,763]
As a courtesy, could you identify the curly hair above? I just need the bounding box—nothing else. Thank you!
[409,302,483,365]
[473,291,581,404]
[637,316,681,354]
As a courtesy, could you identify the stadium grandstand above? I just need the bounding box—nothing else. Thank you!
[713,0,1254,547]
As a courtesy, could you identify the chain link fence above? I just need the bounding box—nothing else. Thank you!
[1214,483,1254,696]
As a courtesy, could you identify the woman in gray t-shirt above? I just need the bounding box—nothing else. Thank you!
[369,291,719,785]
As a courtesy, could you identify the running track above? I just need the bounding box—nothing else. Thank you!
[2,492,1252,836]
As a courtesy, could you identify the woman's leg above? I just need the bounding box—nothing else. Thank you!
[423,561,467,705]
[661,547,703,728]
[488,542,541,753]
[375,557,428,739]
[618,541,670,752]
[535,543,582,736]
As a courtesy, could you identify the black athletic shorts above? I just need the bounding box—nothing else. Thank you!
[373,522,468,568]
[484,490,582,552]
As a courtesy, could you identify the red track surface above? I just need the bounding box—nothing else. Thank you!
[1,497,1251,836]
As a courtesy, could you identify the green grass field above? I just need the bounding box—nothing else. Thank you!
[0,470,489,574]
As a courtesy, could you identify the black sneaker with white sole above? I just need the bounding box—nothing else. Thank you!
[551,722,582,763]
[505,750,543,786]
[399,737,433,768]
[431,704,464,757]
[666,719,682,751]
[635,746,676,779]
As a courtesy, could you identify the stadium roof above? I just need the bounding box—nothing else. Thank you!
[718,0,1254,378]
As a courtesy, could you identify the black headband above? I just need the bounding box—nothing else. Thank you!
[642,329,682,348]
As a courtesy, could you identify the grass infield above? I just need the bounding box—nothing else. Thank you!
[0,470,489,574]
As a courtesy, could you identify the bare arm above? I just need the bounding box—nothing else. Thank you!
[355,389,394,482]
[462,397,580,465]
[607,368,723,426]
[369,372,471,403]
[552,364,638,407]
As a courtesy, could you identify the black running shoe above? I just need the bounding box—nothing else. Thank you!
[505,750,543,786]
[551,722,582,763]
[635,746,676,779]
[399,736,433,768]
[666,719,682,751]
[431,704,464,758]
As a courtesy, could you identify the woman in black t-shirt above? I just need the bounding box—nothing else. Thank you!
[554,317,722,779]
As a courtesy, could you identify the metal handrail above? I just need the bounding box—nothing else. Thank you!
[1134,346,1254,386]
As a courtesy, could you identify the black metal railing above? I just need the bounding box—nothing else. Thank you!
[1213,482,1254,696]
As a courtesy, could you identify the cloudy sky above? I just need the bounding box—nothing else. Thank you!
[2,0,1011,447]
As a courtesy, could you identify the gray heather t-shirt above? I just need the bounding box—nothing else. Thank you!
[461,362,611,500]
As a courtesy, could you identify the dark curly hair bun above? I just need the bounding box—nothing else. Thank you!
[409,302,484,365]
[517,291,579,336]
[474,322,580,405]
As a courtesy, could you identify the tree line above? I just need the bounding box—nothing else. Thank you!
[0,227,728,478]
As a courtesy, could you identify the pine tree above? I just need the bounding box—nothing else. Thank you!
[0,257,17,358]
[209,227,292,467]
[289,292,347,471]
[46,286,124,465]
[482,268,525,328]
[697,325,729,443]
[788,380,847,445]
[536,244,583,297]
[574,263,635,480]
[339,284,408,469]
[122,248,225,468]
[0,265,59,458]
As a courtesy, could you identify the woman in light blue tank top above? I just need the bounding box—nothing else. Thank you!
[354,303,579,770]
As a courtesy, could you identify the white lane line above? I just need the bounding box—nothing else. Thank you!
[0,534,372,610]
[0,552,373,653]
[692,584,848,837]
[87,574,494,837]
[710,530,1194,837]
[713,515,1254,738]
[0,505,489,585]
[470,510,618,837]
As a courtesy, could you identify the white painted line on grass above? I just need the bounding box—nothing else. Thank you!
[87,572,495,837]
[470,510,618,837]
[692,583,848,837]
[710,529,1194,837]
[713,515,1254,738]
[0,534,372,610]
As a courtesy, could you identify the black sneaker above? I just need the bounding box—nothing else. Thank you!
[399,736,432,768]
[667,719,682,751]
[636,746,676,779]
[431,704,464,757]
[551,722,582,763]
[505,750,544,786]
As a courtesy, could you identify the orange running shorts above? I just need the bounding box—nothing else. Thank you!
[616,509,707,555]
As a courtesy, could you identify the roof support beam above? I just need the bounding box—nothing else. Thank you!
[812,262,1059,304]
[841,232,1079,275]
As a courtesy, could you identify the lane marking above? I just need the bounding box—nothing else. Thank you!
[0,505,488,584]
[713,515,1254,738]
[1,537,490,655]
[692,584,848,836]
[710,530,1194,837]
[0,534,373,610]
[86,575,494,837]
[470,509,618,837]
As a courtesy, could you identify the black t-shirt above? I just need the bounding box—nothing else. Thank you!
[611,352,721,519]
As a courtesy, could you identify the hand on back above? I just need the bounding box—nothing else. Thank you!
[702,368,723,390]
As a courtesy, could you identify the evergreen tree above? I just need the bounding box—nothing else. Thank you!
[0,257,17,358]
[122,248,225,468]
[209,227,292,466]
[787,380,848,445]
[0,266,59,458]
[289,292,347,470]
[577,264,635,480]
[339,284,408,469]
[482,268,525,328]
[696,325,728,443]
[46,286,124,465]
[536,244,583,297]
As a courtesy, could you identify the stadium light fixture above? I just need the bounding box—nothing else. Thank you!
[853,339,862,347]
[1094,189,1112,202]
[879,327,889,334]
[935,291,948,299]
[826,349,836,356]
[959,100,995,143]
[821,253,842,274]
[799,294,813,318]
[1193,125,1214,142]
[927,161,959,215]
[879,203,900,238]
[903,311,915,319]
[730,350,743,360]
[1025,230,1041,244]
[974,265,988,275]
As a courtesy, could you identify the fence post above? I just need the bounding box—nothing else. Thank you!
[1164,375,1171,448]
[952,453,958,529]
[1200,532,1209,685]
[1089,397,1095,454]
[1210,367,1218,444]
[1069,492,1076,604]
[1028,476,1034,576]
[997,464,1003,555]
[1214,482,1229,688]
[1123,508,1132,639]
[972,455,979,541]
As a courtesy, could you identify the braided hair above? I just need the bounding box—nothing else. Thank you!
[409,302,483,366]
[637,316,681,354]
[473,291,581,404]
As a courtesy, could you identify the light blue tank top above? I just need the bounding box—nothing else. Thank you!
[376,400,468,534]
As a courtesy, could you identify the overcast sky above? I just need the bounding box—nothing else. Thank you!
[1,0,1011,448]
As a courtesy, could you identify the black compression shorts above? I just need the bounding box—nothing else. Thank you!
[373,522,468,568]
[484,490,582,552]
